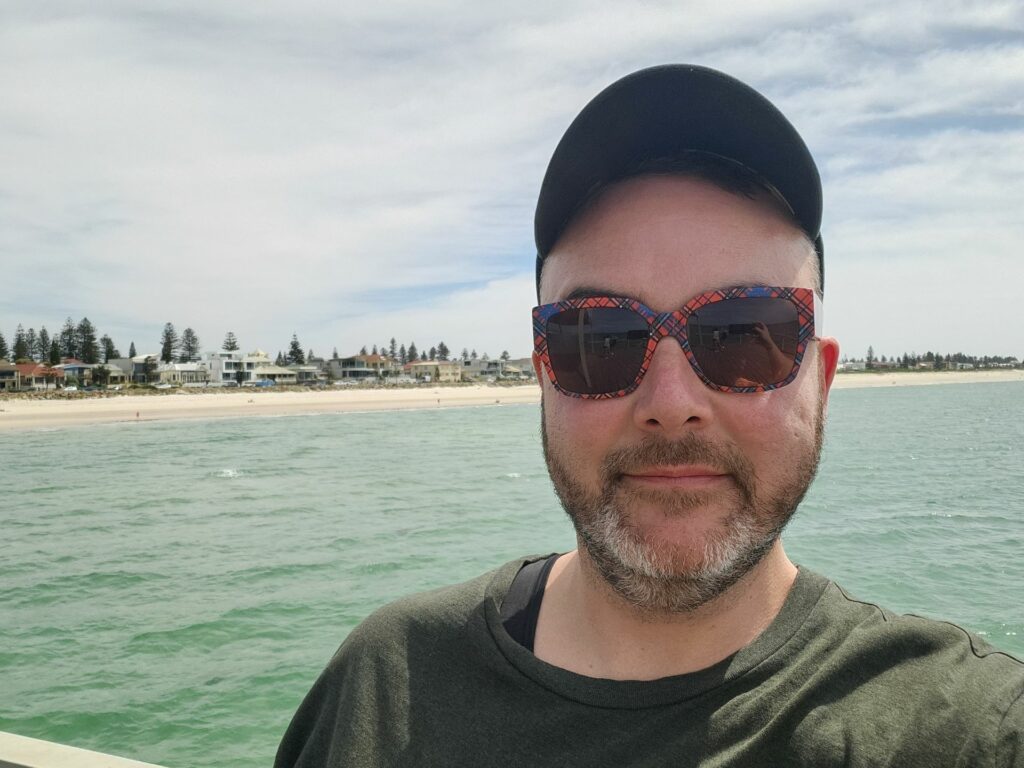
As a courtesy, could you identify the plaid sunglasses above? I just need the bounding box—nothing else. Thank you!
[532,286,819,398]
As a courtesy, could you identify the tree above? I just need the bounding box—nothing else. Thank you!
[59,317,78,359]
[371,345,378,356]
[500,350,510,361]
[359,345,368,355]
[26,328,38,361]
[437,341,450,361]
[13,325,30,361]
[461,348,469,361]
[36,327,51,361]
[92,365,111,388]
[407,342,418,363]
[429,346,437,360]
[48,339,61,366]
[333,347,340,360]
[77,318,99,364]
[223,332,239,351]
[179,328,200,362]
[287,334,305,365]
[0,330,8,361]
[160,323,178,363]
[129,341,137,358]
[389,338,398,359]
[276,351,285,366]
[100,334,120,362]
[470,349,478,360]
[419,350,427,361]
[399,344,407,364]
[865,345,875,370]
[142,355,158,383]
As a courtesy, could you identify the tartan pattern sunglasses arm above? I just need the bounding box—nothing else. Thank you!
[532,286,818,398]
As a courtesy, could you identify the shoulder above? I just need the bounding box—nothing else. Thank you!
[324,556,528,672]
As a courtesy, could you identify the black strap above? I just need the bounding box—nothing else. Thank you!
[500,554,559,652]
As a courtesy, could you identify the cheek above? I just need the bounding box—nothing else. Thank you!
[543,394,629,477]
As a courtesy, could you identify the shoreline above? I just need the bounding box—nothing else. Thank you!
[1,370,1021,431]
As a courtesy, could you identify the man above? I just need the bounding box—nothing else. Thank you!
[276,65,1023,766]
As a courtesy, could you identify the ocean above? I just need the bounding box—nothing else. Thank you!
[2,382,1022,767]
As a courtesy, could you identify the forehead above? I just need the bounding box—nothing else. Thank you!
[541,176,815,308]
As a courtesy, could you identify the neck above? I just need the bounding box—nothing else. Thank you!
[533,541,797,680]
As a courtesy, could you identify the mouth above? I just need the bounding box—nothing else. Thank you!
[619,465,731,490]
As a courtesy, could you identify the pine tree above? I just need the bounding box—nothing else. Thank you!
[407,342,418,362]
[420,350,427,361]
[389,338,398,359]
[129,341,137,358]
[276,351,285,365]
[59,317,78,359]
[49,339,61,366]
[77,318,99,364]
[333,347,339,360]
[179,328,200,362]
[13,325,30,361]
[500,350,510,361]
[223,332,239,351]
[143,355,158,382]
[470,349,478,360]
[0,331,9,361]
[371,345,378,355]
[26,329,38,361]
[461,348,469,361]
[360,345,368,355]
[36,327,50,361]
[160,323,178,363]
[287,334,305,365]
[429,346,437,360]
[100,335,120,362]
[399,344,407,364]
[437,341,450,361]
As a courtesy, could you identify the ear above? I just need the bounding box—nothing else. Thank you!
[818,336,840,397]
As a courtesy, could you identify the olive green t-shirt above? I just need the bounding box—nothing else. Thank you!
[276,558,1024,767]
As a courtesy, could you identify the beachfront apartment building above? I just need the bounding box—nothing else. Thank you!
[204,349,297,385]
[0,361,20,391]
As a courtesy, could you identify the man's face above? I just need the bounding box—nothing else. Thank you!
[536,175,839,613]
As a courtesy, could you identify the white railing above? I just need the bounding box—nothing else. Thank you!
[0,731,165,768]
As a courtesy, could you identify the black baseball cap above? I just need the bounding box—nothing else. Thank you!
[534,64,824,296]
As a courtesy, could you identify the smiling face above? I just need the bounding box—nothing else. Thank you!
[536,175,839,613]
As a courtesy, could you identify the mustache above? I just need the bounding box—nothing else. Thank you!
[601,434,755,483]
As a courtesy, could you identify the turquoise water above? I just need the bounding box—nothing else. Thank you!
[1,382,1022,767]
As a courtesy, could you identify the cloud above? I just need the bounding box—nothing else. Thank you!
[1,0,1022,360]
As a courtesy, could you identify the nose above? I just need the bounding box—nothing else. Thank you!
[630,337,715,435]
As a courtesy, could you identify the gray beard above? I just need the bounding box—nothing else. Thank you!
[542,402,824,615]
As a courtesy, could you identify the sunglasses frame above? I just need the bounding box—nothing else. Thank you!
[532,285,820,398]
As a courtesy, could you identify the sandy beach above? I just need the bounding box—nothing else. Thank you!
[1,370,1021,431]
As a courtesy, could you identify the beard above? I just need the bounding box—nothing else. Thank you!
[542,400,824,615]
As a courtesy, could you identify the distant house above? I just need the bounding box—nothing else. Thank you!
[839,361,866,372]
[205,349,296,384]
[329,354,392,380]
[406,359,462,383]
[156,362,211,385]
[0,361,20,391]
[287,364,325,384]
[15,363,65,390]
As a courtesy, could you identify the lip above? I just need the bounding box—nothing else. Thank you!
[620,465,730,488]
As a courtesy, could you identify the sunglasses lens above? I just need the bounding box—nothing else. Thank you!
[546,307,649,395]
[687,298,800,388]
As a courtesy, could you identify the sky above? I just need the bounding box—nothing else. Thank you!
[2,0,1023,363]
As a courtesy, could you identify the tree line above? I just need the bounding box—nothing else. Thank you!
[1,321,517,371]
[851,347,1020,369]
